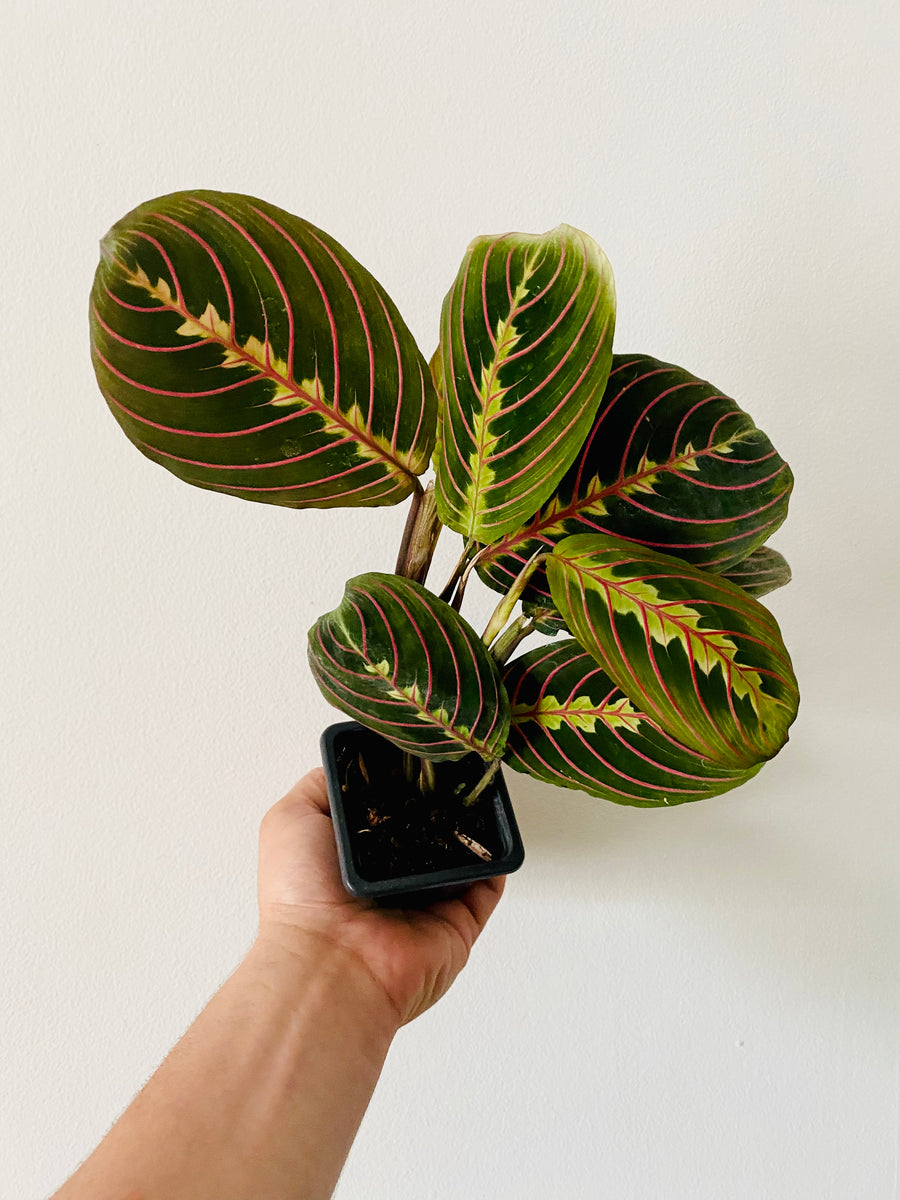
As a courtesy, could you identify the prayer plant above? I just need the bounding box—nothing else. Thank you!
[90,190,798,811]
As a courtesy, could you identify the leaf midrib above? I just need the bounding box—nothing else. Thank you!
[512,696,643,731]
[567,558,768,705]
[340,625,494,758]
[464,254,539,534]
[483,433,753,561]
[119,264,415,484]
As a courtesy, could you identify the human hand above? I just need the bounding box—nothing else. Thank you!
[255,769,505,1027]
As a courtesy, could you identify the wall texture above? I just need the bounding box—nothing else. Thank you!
[2,2,898,1196]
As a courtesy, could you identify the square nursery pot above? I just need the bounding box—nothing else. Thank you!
[321,721,524,905]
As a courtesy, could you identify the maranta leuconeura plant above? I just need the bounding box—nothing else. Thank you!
[91,190,798,806]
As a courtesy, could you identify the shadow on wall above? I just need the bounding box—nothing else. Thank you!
[504,707,897,1027]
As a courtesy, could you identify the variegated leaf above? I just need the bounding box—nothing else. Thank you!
[477,354,793,611]
[520,542,792,634]
[308,573,509,761]
[434,225,616,541]
[547,534,799,769]
[91,191,436,508]
[722,546,792,598]
[503,641,761,805]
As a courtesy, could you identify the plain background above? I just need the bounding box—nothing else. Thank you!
[2,2,898,1197]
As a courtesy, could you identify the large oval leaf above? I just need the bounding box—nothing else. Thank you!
[433,224,616,542]
[91,191,436,508]
[722,545,792,598]
[503,641,761,805]
[308,573,509,761]
[477,353,793,609]
[547,534,799,769]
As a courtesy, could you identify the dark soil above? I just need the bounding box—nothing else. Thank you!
[334,728,506,881]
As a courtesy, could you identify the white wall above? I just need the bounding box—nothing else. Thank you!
[2,2,898,1196]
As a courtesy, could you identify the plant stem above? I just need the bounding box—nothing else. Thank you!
[402,752,418,785]
[451,544,493,612]
[394,481,442,583]
[439,540,475,605]
[418,757,437,796]
[488,613,536,665]
[394,481,423,579]
[481,548,546,647]
[462,759,500,806]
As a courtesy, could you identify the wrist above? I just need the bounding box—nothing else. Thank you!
[248,922,401,1050]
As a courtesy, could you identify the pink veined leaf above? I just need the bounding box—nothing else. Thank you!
[308,573,510,762]
[433,224,616,542]
[90,191,436,509]
[503,640,762,805]
[547,533,799,770]
[477,354,793,614]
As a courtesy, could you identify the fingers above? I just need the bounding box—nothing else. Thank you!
[428,873,506,945]
[271,768,331,819]
[462,874,506,931]
[257,768,352,917]
[258,769,332,855]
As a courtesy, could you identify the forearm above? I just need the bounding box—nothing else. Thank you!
[53,930,399,1200]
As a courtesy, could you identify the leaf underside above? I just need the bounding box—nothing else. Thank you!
[503,640,761,805]
[722,545,792,597]
[434,224,616,542]
[91,191,436,509]
[308,573,510,762]
[547,533,799,770]
[477,354,793,615]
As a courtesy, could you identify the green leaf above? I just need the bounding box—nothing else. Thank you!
[433,224,616,542]
[503,641,761,805]
[722,545,792,598]
[90,191,436,509]
[547,534,799,769]
[522,599,567,636]
[477,353,793,612]
[308,573,510,762]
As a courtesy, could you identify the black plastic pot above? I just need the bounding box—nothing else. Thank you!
[321,721,524,904]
